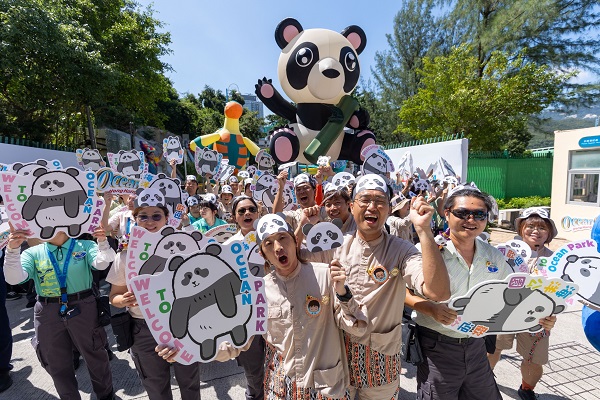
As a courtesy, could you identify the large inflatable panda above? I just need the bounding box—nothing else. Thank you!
[256,18,376,166]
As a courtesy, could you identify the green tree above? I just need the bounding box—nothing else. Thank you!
[397,45,570,152]
[437,0,600,106]
[0,0,171,146]
[239,110,264,143]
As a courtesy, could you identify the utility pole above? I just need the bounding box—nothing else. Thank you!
[129,121,135,150]
[85,105,97,149]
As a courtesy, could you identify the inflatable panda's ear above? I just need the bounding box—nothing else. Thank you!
[275,18,303,49]
[302,223,314,236]
[32,167,46,177]
[66,167,79,177]
[205,244,222,256]
[168,256,185,271]
[161,227,175,236]
[341,25,367,55]
[331,218,343,230]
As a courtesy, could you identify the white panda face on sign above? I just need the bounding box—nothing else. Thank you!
[80,149,104,170]
[136,188,165,207]
[256,152,275,170]
[255,173,277,192]
[302,220,343,252]
[355,174,387,194]
[238,171,250,180]
[362,153,388,175]
[11,160,50,176]
[116,150,142,176]
[502,289,561,332]
[276,19,366,104]
[247,165,257,177]
[186,196,199,207]
[197,148,220,175]
[166,136,181,150]
[332,172,354,189]
[562,255,600,306]
[443,176,459,186]
[317,155,330,167]
[156,230,204,257]
[506,240,531,259]
[412,179,430,193]
[149,174,182,203]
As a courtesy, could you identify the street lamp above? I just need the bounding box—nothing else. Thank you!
[226,83,240,101]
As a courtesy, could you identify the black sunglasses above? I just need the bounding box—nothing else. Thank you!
[449,208,488,221]
[136,213,165,222]
[237,206,257,215]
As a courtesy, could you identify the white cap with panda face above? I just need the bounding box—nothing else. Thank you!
[254,213,293,245]
[353,174,389,199]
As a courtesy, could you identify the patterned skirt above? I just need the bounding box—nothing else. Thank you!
[264,343,351,400]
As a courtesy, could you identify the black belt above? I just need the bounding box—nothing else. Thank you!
[38,290,94,304]
[417,325,476,344]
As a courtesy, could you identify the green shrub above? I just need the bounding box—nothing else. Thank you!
[496,196,551,209]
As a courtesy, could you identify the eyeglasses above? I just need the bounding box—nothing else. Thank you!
[136,213,165,222]
[355,196,388,208]
[524,224,548,233]
[449,208,488,221]
[237,206,257,215]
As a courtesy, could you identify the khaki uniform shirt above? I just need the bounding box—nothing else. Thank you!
[217,262,367,397]
[305,231,424,356]
[387,215,412,242]
[414,239,511,338]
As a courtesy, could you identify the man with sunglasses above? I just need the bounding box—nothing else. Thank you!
[406,186,556,400]
[303,174,450,399]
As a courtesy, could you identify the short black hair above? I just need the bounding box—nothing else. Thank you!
[444,189,493,212]
[232,196,258,215]
[199,200,218,212]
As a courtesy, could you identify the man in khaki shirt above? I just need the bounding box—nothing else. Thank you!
[304,174,450,400]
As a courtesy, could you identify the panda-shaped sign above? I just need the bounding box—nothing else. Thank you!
[163,136,184,164]
[76,148,105,171]
[302,219,344,252]
[255,18,376,165]
[195,147,222,177]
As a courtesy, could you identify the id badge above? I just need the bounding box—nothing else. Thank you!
[61,305,81,320]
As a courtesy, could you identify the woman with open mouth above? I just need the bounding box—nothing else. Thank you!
[106,193,200,400]
[157,213,368,400]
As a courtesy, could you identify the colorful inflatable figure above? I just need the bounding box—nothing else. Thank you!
[255,18,376,166]
[190,101,260,171]
[139,141,160,175]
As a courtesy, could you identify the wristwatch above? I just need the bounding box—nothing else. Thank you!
[336,285,353,303]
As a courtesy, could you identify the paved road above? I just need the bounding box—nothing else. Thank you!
[3,229,599,399]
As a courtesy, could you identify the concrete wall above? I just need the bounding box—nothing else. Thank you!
[551,127,600,241]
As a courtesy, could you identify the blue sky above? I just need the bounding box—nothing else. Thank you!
[137,0,400,97]
[137,0,597,99]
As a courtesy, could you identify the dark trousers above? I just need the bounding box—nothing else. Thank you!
[33,294,113,400]
[236,336,265,400]
[130,319,200,400]
[0,263,13,374]
[416,329,501,400]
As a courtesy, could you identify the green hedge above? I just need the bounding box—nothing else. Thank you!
[496,196,551,209]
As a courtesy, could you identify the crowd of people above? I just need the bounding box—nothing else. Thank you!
[1,160,561,400]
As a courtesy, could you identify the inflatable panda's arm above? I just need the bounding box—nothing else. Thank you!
[347,107,371,130]
[255,78,297,122]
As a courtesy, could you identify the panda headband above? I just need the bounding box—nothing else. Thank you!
[135,188,166,209]
[254,213,293,245]
[293,173,316,189]
[447,182,480,198]
[353,174,389,199]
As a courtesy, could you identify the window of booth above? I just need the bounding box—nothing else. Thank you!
[568,150,600,206]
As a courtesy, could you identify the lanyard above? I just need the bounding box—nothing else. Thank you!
[46,239,77,313]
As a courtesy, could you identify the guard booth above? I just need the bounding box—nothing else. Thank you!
[551,127,600,241]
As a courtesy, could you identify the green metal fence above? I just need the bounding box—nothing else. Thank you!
[467,154,553,199]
